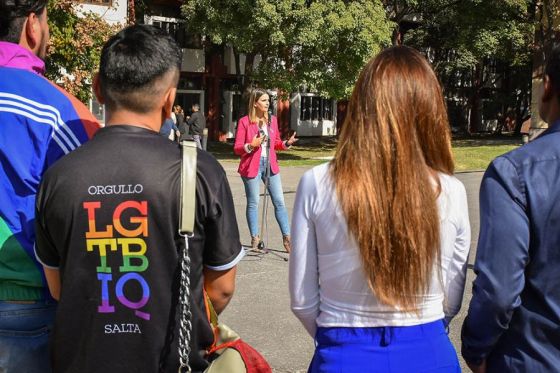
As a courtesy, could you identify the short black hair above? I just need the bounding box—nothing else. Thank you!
[0,0,47,43]
[99,24,182,114]
[546,44,560,99]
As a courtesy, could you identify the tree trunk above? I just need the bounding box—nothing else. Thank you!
[233,48,246,121]
[468,63,483,133]
[240,53,256,114]
[128,0,135,25]
[529,0,557,140]
[244,52,256,89]
[392,27,402,46]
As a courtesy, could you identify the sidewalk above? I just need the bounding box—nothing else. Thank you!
[218,160,483,372]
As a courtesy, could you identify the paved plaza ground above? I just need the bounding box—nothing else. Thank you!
[217,161,484,373]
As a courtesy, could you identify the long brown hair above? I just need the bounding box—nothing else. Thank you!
[332,46,454,311]
[248,88,269,124]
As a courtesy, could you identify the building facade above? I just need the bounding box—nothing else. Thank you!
[140,3,338,140]
[77,0,129,25]
[74,0,340,138]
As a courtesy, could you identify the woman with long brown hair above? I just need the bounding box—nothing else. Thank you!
[289,46,470,372]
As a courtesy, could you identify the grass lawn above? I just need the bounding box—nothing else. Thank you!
[207,135,522,172]
[452,137,521,171]
[207,138,337,167]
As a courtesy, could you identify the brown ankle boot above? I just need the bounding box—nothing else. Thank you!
[282,235,291,253]
[251,235,260,250]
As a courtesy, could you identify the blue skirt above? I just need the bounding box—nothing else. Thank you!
[308,319,460,373]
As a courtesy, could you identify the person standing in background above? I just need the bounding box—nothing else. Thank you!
[174,105,186,141]
[0,1,100,371]
[186,103,205,149]
[159,115,179,141]
[233,88,297,253]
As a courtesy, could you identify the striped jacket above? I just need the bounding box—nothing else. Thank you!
[0,42,100,301]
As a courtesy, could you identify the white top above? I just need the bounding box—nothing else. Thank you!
[243,124,269,158]
[259,124,269,158]
[289,163,471,337]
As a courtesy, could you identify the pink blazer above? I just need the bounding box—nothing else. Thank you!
[234,115,288,178]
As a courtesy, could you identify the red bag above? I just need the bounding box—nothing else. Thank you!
[206,334,272,373]
[204,292,271,373]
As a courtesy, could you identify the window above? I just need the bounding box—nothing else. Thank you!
[322,98,334,121]
[147,16,202,49]
[301,96,312,121]
[312,97,320,120]
[300,96,334,121]
[152,20,180,38]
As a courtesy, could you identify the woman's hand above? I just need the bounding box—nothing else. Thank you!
[286,132,298,146]
[250,133,266,148]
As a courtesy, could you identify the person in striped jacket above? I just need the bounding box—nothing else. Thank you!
[0,1,100,371]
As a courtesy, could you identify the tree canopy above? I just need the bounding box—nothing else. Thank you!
[384,0,535,132]
[181,0,393,99]
[46,0,120,103]
[42,0,557,134]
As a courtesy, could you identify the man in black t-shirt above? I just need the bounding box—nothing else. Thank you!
[34,25,243,373]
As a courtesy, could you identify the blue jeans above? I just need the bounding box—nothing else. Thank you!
[241,157,290,237]
[192,134,202,149]
[0,300,57,373]
[309,320,460,373]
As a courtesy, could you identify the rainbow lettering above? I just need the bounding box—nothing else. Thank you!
[84,200,151,321]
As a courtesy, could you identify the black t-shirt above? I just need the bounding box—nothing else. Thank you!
[35,125,242,373]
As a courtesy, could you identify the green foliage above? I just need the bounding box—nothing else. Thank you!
[401,0,533,70]
[181,0,393,99]
[45,0,121,102]
[384,0,535,131]
[452,139,521,171]
[181,0,538,131]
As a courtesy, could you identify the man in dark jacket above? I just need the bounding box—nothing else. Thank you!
[187,103,205,149]
[462,44,560,372]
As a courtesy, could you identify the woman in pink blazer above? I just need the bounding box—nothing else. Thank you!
[234,88,297,252]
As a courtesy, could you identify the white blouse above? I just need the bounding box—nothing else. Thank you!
[289,163,471,337]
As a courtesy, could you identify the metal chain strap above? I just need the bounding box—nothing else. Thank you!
[178,235,193,373]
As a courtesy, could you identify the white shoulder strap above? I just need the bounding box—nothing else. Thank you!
[179,140,197,235]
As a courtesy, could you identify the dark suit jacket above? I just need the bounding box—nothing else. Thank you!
[462,120,560,372]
